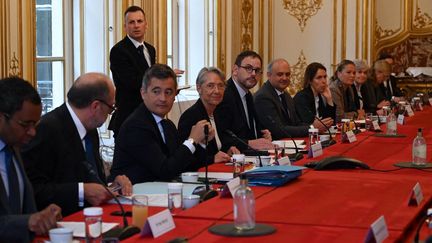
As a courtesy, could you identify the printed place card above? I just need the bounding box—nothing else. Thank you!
[310,142,323,158]
[372,121,381,131]
[405,105,414,117]
[429,98,432,106]
[364,215,388,243]
[408,182,423,206]
[397,114,404,125]
[278,156,291,166]
[226,177,241,197]
[141,209,175,238]
[346,130,357,143]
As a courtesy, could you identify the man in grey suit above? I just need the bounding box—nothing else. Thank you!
[254,58,312,139]
[0,77,61,242]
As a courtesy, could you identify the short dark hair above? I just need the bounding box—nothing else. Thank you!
[124,5,145,18]
[0,76,41,116]
[303,62,327,89]
[142,64,177,90]
[378,52,393,61]
[234,50,262,66]
[67,76,110,109]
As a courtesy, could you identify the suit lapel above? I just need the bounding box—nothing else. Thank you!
[227,79,251,132]
[265,82,290,120]
[124,37,150,70]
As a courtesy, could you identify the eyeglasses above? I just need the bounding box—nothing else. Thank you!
[2,113,39,130]
[239,65,263,75]
[95,99,117,115]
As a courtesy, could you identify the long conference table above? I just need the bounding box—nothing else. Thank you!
[63,106,432,242]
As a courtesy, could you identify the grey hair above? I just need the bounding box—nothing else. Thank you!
[195,67,226,86]
[353,59,369,71]
[267,58,289,73]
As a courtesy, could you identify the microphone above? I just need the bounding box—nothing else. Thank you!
[265,115,303,161]
[81,161,140,240]
[313,116,337,147]
[225,129,263,167]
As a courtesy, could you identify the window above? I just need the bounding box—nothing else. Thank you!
[168,0,218,101]
[35,0,65,114]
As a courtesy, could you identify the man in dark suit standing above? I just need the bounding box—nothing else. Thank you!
[0,77,61,242]
[254,58,311,139]
[108,6,156,137]
[110,64,211,184]
[214,51,273,152]
[22,73,132,216]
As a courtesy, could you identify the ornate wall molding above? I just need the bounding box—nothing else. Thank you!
[283,0,323,32]
[9,52,20,76]
[374,19,400,43]
[241,0,253,51]
[413,6,432,29]
[288,50,307,95]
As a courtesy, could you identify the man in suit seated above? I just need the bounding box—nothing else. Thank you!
[109,64,212,184]
[215,51,273,152]
[0,77,61,242]
[378,53,404,101]
[254,58,312,139]
[22,73,132,216]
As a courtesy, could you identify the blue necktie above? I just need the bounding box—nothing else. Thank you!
[4,147,21,213]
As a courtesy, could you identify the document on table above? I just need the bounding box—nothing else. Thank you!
[198,172,233,182]
[108,194,168,207]
[57,221,118,238]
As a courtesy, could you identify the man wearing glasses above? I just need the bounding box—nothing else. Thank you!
[0,77,61,241]
[22,73,132,216]
[215,50,273,152]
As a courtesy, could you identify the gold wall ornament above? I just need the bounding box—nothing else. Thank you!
[9,52,20,77]
[413,7,432,29]
[288,50,307,95]
[283,0,323,32]
[374,19,399,43]
[241,0,253,51]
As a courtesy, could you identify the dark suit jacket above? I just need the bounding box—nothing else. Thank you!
[109,36,156,135]
[254,81,309,139]
[293,87,336,125]
[0,147,37,242]
[214,78,264,151]
[21,104,106,216]
[109,104,206,184]
[178,98,219,164]
[380,76,403,100]
[363,79,387,114]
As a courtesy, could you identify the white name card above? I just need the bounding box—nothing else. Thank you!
[226,177,241,197]
[364,215,388,243]
[141,209,175,238]
[397,114,404,125]
[429,98,432,106]
[278,156,291,166]
[405,105,414,117]
[346,130,357,143]
[372,121,381,131]
[408,182,424,206]
[310,143,323,158]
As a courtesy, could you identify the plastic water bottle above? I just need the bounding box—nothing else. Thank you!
[386,110,397,135]
[233,176,255,230]
[412,128,427,166]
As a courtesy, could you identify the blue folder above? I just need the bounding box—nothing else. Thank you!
[243,165,305,186]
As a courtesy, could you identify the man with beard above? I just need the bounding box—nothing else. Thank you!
[215,51,273,152]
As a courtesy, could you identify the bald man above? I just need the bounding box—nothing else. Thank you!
[22,73,132,216]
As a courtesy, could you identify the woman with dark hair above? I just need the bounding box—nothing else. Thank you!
[294,62,335,129]
[329,59,364,122]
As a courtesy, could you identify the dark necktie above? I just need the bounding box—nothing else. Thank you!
[137,45,147,66]
[4,147,21,213]
[84,134,99,178]
[160,119,176,154]
[245,92,257,139]
[279,93,290,120]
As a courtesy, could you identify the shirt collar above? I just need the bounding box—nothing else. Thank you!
[66,102,87,140]
[151,113,164,124]
[127,35,147,49]
[0,139,6,152]
[274,88,284,96]
[232,78,248,98]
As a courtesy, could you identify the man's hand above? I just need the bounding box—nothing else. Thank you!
[28,204,62,235]
[377,100,391,109]
[189,120,212,144]
[248,138,274,150]
[260,129,272,141]
[214,151,231,163]
[313,117,334,133]
[84,183,112,206]
[113,175,132,196]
